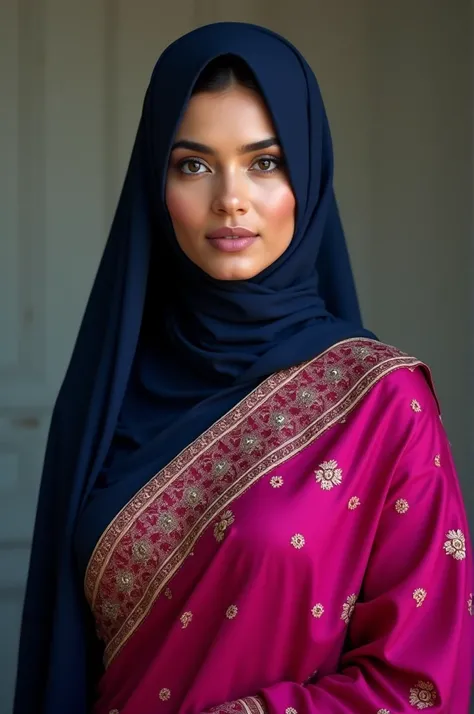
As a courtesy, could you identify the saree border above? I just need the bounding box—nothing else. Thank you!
[85,339,422,667]
[239,697,267,714]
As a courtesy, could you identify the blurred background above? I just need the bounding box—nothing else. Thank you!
[0,0,472,711]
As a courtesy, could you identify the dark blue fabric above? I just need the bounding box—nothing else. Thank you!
[14,22,375,714]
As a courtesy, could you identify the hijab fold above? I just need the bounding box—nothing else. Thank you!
[14,22,374,714]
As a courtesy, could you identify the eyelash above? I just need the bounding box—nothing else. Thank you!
[176,154,282,176]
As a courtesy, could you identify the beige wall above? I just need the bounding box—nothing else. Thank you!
[367,1,472,484]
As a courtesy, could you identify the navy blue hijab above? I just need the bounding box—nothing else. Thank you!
[14,22,374,714]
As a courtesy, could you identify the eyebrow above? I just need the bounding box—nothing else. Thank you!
[171,137,280,155]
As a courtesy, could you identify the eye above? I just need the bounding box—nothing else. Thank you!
[251,156,281,173]
[179,158,209,175]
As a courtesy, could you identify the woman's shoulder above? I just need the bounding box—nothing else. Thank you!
[302,337,440,419]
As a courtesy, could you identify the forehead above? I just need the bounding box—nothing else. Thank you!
[174,86,276,143]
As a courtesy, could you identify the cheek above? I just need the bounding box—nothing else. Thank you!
[260,184,296,229]
[165,183,207,233]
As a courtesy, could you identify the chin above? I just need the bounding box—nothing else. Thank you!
[204,263,263,281]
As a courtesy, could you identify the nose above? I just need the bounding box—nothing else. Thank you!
[211,171,250,217]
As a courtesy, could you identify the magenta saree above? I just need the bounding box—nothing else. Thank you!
[85,339,473,714]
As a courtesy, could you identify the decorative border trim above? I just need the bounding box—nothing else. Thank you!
[86,355,308,601]
[206,696,266,714]
[239,696,267,714]
[85,339,422,667]
[241,697,266,714]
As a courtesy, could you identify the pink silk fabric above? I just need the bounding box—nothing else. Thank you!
[85,339,473,714]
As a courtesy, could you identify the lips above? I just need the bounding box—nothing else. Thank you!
[206,227,259,254]
[206,226,258,239]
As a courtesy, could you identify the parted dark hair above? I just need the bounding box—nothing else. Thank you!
[192,54,260,94]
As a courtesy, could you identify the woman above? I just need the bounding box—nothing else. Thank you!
[14,21,472,714]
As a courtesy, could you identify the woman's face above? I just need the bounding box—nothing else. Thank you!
[166,85,296,281]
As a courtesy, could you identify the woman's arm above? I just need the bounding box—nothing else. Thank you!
[204,373,473,713]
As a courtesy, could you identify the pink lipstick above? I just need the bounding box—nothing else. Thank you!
[206,226,259,253]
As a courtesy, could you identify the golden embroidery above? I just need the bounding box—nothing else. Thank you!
[413,588,427,607]
[159,688,171,701]
[434,454,441,467]
[468,593,473,616]
[270,475,284,488]
[184,486,203,507]
[212,701,265,714]
[409,680,437,709]
[353,345,370,359]
[348,496,360,510]
[212,458,230,478]
[102,601,120,620]
[241,434,260,453]
[315,459,343,490]
[443,529,466,560]
[85,339,424,667]
[211,702,263,714]
[311,603,324,618]
[241,698,267,714]
[226,605,238,619]
[117,572,134,593]
[180,611,193,629]
[296,387,315,406]
[158,512,177,534]
[214,510,235,543]
[291,534,305,549]
[341,594,357,624]
[411,399,422,413]
[132,539,152,562]
[327,367,344,383]
[164,587,172,599]
[395,498,409,514]
[271,411,289,430]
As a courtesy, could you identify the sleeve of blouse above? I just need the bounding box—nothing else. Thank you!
[203,369,473,714]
